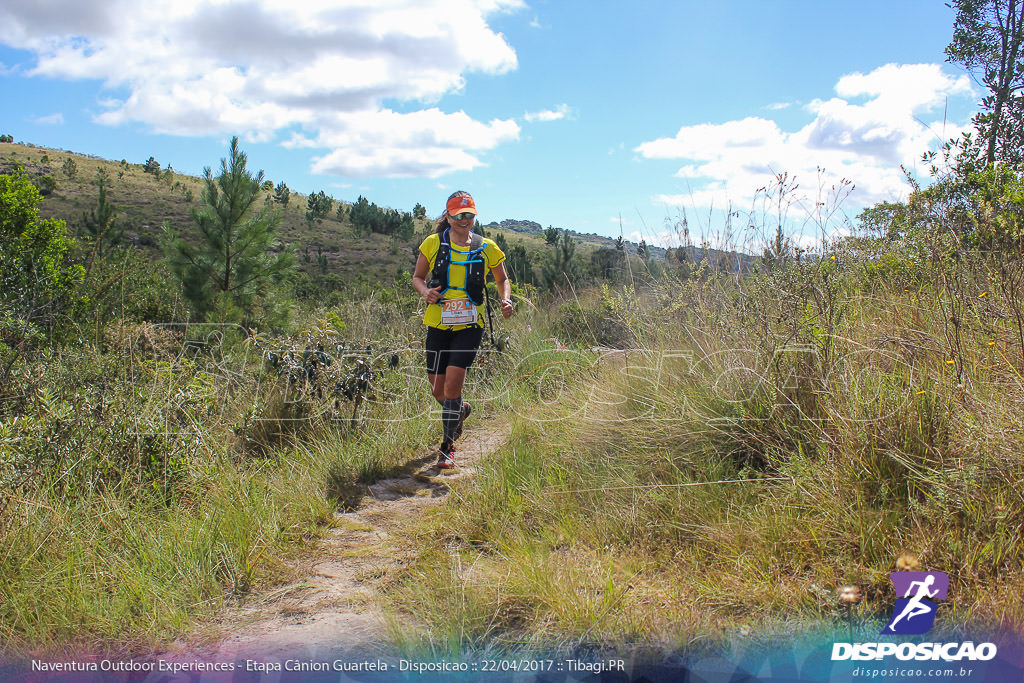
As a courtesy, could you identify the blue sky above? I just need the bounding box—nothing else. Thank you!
[0,1,977,251]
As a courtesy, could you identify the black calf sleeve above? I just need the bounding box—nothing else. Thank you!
[441,396,462,445]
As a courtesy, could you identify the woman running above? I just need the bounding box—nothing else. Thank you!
[412,191,513,469]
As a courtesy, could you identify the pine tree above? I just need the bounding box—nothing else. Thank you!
[397,211,415,240]
[590,246,618,281]
[317,246,329,275]
[761,225,792,270]
[542,230,583,290]
[61,157,77,179]
[273,181,290,206]
[161,137,294,320]
[508,243,534,285]
[81,171,122,258]
[494,232,509,253]
[305,190,333,223]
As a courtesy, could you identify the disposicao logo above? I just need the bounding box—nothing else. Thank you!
[883,571,948,635]
[831,570,998,662]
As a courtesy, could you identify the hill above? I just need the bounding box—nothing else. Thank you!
[0,140,425,287]
[487,218,647,253]
[0,140,603,288]
[486,217,756,273]
[0,139,755,293]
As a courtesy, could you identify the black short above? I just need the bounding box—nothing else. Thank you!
[425,325,484,375]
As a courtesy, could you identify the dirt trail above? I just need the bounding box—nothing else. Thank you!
[169,426,507,663]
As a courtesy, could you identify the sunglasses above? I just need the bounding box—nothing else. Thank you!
[450,212,476,221]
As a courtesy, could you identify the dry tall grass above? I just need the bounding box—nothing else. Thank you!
[387,227,1024,659]
[0,297,531,654]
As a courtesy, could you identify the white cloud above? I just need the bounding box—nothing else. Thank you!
[653,189,734,210]
[0,0,524,178]
[32,112,64,125]
[766,101,791,110]
[792,232,822,252]
[625,230,679,249]
[304,108,520,177]
[636,63,975,219]
[523,104,572,122]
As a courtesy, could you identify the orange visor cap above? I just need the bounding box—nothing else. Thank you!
[446,194,477,216]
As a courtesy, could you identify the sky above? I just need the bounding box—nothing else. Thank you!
[0,1,979,252]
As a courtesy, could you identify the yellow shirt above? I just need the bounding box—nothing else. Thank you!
[419,232,505,330]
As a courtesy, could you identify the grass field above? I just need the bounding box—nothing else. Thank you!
[386,242,1024,659]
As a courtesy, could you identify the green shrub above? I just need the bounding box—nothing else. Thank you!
[61,157,77,179]
[33,175,56,196]
[0,168,85,339]
[554,285,636,348]
[81,247,184,327]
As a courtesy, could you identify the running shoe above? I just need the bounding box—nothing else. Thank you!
[436,442,456,470]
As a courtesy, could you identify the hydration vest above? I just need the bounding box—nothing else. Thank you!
[429,229,487,306]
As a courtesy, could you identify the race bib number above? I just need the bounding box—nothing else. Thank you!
[440,298,479,325]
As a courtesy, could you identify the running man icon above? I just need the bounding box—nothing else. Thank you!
[883,571,949,635]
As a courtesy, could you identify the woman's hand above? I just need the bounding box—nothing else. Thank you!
[490,263,514,319]
[423,285,444,305]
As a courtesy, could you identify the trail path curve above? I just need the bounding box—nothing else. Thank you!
[166,426,507,664]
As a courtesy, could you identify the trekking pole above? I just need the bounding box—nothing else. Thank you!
[484,286,496,346]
